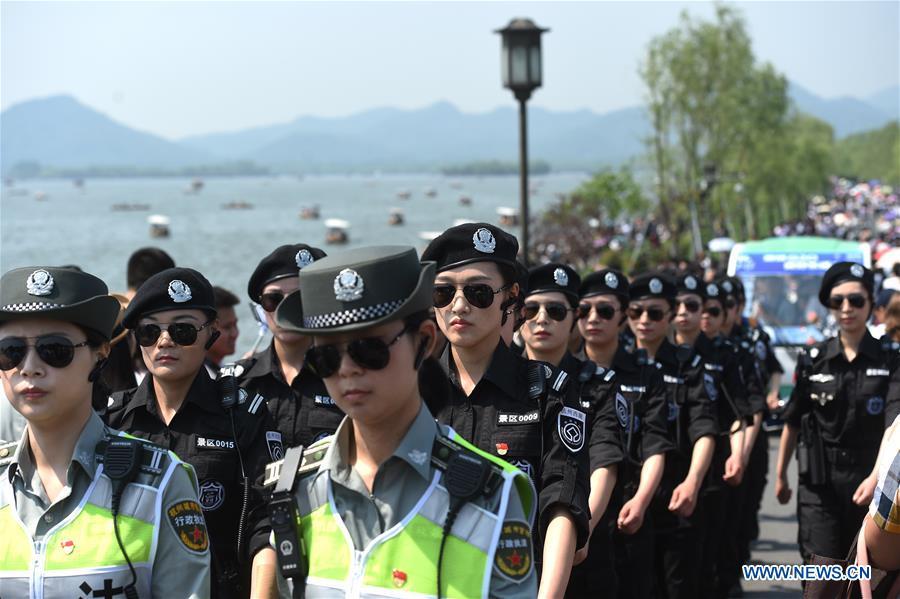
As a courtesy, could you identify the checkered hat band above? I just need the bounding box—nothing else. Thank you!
[1,302,66,312]
[302,299,405,329]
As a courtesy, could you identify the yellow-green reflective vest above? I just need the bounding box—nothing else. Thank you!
[293,429,535,599]
[0,436,184,599]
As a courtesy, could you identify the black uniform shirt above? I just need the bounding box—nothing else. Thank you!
[104,371,279,592]
[785,331,899,453]
[577,346,673,484]
[428,340,591,548]
[230,342,344,449]
[694,333,752,433]
[652,340,717,461]
[728,323,768,415]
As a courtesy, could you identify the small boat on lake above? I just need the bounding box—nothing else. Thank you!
[388,208,404,226]
[148,214,171,238]
[325,218,350,244]
[497,207,519,227]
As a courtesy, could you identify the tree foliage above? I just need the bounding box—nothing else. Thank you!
[639,3,832,250]
[834,121,900,184]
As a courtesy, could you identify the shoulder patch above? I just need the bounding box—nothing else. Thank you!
[166,499,209,554]
[494,520,533,583]
[557,407,586,453]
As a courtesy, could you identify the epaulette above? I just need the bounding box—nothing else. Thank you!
[95,434,171,477]
[219,360,251,380]
[263,436,333,488]
[0,440,19,467]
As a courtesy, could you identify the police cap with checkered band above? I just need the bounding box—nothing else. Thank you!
[0,266,120,340]
[275,246,436,336]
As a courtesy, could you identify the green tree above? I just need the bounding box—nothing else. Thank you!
[834,121,900,184]
[640,3,831,249]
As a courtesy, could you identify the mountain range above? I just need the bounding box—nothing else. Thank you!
[2,82,897,175]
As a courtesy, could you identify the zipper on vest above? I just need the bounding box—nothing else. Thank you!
[349,549,365,597]
[31,539,44,599]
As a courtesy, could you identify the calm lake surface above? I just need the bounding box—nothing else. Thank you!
[1,173,588,356]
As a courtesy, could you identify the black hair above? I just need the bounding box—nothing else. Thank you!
[127,247,175,289]
[213,286,240,310]
[403,310,432,334]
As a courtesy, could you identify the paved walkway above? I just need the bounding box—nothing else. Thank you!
[743,434,802,597]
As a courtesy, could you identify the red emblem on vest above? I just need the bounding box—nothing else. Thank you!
[60,539,75,555]
[392,569,407,588]
[496,442,509,456]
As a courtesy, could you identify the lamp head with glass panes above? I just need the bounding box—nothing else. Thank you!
[496,18,549,102]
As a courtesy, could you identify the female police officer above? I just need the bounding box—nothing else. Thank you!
[268,245,537,597]
[229,243,344,449]
[421,223,590,598]
[104,267,279,598]
[0,266,210,598]
[519,263,582,374]
[776,262,900,562]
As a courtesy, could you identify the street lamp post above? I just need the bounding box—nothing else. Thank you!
[691,163,718,258]
[496,18,548,266]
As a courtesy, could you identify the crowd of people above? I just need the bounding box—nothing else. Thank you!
[1,215,899,599]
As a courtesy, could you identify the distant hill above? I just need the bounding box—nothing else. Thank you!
[789,82,894,138]
[2,82,898,175]
[0,95,209,172]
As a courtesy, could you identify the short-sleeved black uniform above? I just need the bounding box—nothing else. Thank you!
[649,340,716,599]
[783,330,900,561]
[567,345,672,599]
[104,371,280,599]
[424,340,591,560]
[227,341,344,448]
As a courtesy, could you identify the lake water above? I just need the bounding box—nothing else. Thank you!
[0,173,588,355]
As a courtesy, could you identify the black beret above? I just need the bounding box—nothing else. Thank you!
[629,273,676,302]
[729,276,745,300]
[421,222,518,273]
[275,246,435,335]
[247,244,327,302]
[704,281,726,308]
[818,262,874,307]
[0,266,120,340]
[717,277,737,299]
[123,267,216,329]
[675,273,706,299]
[525,263,581,306]
[580,269,629,304]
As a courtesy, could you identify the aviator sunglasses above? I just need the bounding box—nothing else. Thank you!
[577,302,618,320]
[305,325,412,378]
[259,291,287,313]
[827,293,867,310]
[703,306,722,318]
[523,301,574,322]
[627,306,669,322]
[433,283,510,309]
[134,321,214,347]
[0,335,90,371]
[676,298,702,313]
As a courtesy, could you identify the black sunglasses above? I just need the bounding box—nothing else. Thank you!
[305,325,411,378]
[260,291,286,313]
[827,293,867,310]
[577,301,618,321]
[524,301,573,322]
[0,335,90,371]
[627,306,669,322]
[677,299,701,313]
[703,306,722,318]
[134,321,213,347]
[433,283,509,309]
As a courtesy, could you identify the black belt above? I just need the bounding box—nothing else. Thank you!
[824,446,875,468]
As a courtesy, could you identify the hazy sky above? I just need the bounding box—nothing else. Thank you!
[3,1,898,140]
